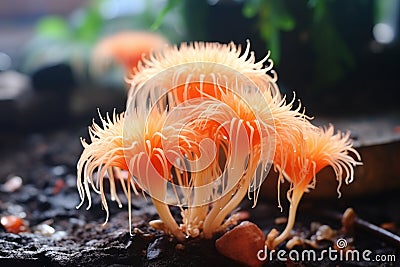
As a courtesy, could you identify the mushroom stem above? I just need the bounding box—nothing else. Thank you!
[207,151,261,235]
[152,198,186,241]
[203,190,233,238]
[266,188,304,249]
[208,173,253,234]
[185,169,210,236]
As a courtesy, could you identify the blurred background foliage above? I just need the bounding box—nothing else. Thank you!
[1,0,399,115]
[154,1,398,97]
[21,0,186,84]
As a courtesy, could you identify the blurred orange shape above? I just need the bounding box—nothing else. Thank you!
[1,215,27,234]
[92,31,168,76]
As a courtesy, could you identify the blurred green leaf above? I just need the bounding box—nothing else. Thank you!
[261,23,280,63]
[252,0,294,63]
[307,0,317,8]
[310,7,355,89]
[151,0,181,30]
[278,14,295,31]
[242,0,261,18]
[74,8,103,43]
[36,16,70,39]
[312,0,327,21]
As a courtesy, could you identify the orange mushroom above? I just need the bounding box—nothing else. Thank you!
[78,41,281,240]
[77,41,361,244]
[91,31,168,78]
[266,124,362,249]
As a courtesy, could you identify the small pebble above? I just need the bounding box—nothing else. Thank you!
[2,176,23,192]
[52,230,67,241]
[50,165,67,176]
[215,221,265,267]
[0,52,11,71]
[69,217,86,227]
[175,243,185,250]
[316,225,335,241]
[65,174,77,188]
[52,178,65,195]
[18,185,38,203]
[35,223,56,236]
[1,215,27,234]
[147,237,168,260]
[342,208,356,232]
[380,222,397,232]
[274,216,288,225]
[7,204,26,218]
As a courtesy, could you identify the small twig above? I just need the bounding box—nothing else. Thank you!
[312,208,400,248]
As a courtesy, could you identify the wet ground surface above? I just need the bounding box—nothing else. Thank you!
[0,126,399,266]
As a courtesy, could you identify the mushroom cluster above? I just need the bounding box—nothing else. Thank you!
[77,41,361,247]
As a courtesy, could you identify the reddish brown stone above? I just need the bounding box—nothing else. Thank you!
[215,221,266,267]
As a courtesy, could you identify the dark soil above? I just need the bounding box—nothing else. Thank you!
[0,126,399,266]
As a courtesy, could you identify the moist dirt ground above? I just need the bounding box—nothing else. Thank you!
[0,125,399,266]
